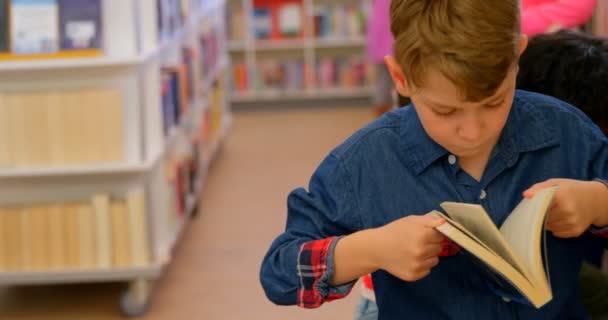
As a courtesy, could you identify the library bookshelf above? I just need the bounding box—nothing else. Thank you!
[0,0,232,316]
[226,0,374,106]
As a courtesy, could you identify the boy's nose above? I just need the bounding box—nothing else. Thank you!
[457,120,483,142]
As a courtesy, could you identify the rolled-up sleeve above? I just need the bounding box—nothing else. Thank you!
[260,154,362,307]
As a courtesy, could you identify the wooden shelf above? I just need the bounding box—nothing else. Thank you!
[231,87,373,103]
[0,265,162,286]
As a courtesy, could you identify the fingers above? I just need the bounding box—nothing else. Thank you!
[420,214,446,228]
[523,179,560,198]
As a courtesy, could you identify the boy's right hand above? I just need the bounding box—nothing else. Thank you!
[372,214,446,282]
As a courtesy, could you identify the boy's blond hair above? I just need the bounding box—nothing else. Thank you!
[390,0,521,101]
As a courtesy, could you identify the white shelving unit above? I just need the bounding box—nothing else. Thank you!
[227,0,373,105]
[0,0,232,316]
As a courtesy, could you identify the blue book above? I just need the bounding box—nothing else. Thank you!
[0,0,8,52]
[253,8,271,40]
[10,0,59,54]
[58,0,102,50]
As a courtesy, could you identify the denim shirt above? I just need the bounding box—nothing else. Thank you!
[260,90,608,319]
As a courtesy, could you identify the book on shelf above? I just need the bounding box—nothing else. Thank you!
[432,187,557,308]
[313,3,367,39]
[228,4,245,42]
[252,0,303,40]
[0,0,8,52]
[231,56,370,95]
[158,0,184,42]
[0,192,150,272]
[58,0,102,51]
[0,88,125,168]
[10,0,59,55]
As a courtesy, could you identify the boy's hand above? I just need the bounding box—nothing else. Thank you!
[523,179,608,238]
[373,214,446,282]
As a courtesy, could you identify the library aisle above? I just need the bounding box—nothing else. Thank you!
[0,106,374,319]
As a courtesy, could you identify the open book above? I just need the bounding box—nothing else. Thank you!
[432,187,557,308]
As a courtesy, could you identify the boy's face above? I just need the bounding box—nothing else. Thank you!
[385,37,528,162]
[408,67,517,160]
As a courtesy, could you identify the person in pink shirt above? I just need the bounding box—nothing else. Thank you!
[367,0,394,116]
[522,0,597,36]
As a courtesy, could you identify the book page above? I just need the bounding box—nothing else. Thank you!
[431,211,551,308]
[499,187,556,293]
[440,202,531,282]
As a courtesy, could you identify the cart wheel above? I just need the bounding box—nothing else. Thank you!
[119,279,150,317]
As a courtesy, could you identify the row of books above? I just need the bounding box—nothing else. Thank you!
[158,0,188,43]
[232,57,372,93]
[0,0,102,56]
[164,76,226,229]
[0,89,124,168]
[161,49,198,137]
[0,192,149,271]
[227,0,368,42]
[161,17,225,138]
[313,3,368,39]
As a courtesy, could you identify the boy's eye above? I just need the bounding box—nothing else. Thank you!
[485,100,505,109]
[433,108,456,116]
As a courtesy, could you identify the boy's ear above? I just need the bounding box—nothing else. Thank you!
[384,56,412,97]
[518,34,529,57]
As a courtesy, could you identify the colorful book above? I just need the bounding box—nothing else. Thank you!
[253,7,271,40]
[10,0,59,54]
[58,0,102,50]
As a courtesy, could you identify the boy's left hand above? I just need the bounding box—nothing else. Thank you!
[523,179,608,238]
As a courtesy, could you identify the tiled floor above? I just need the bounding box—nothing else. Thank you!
[0,106,374,319]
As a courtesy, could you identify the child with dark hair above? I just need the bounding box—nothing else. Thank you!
[517,30,608,133]
[517,30,608,318]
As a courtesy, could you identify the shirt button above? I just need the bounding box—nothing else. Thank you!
[448,155,457,165]
[502,297,512,303]
[480,189,487,200]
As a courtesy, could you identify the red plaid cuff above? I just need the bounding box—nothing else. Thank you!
[591,226,608,238]
[439,238,460,256]
[297,237,351,308]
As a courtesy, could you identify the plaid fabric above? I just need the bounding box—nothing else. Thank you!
[440,238,461,256]
[297,237,350,308]
[591,227,608,238]
[592,178,608,240]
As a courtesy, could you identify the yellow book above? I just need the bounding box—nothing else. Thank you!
[47,204,66,269]
[77,203,97,269]
[63,204,81,269]
[110,200,131,267]
[0,208,4,269]
[127,190,150,267]
[0,94,13,167]
[432,187,557,309]
[5,93,28,167]
[45,92,67,166]
[20,206,32,270]
[3,207,23,271]
[99,89,125,163]
[92,194,112,268]
[21,92,51,166]
[60,90,86,165]
[29,205,50,270]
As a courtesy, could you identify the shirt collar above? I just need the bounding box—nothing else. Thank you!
[400,91,560,175]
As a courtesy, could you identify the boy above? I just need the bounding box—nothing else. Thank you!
[354,29,608,320]
[260,0,608,318]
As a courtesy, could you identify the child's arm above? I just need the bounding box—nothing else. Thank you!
[332,214,445,286]
[521,0,597,36]
[259,154,446,308]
